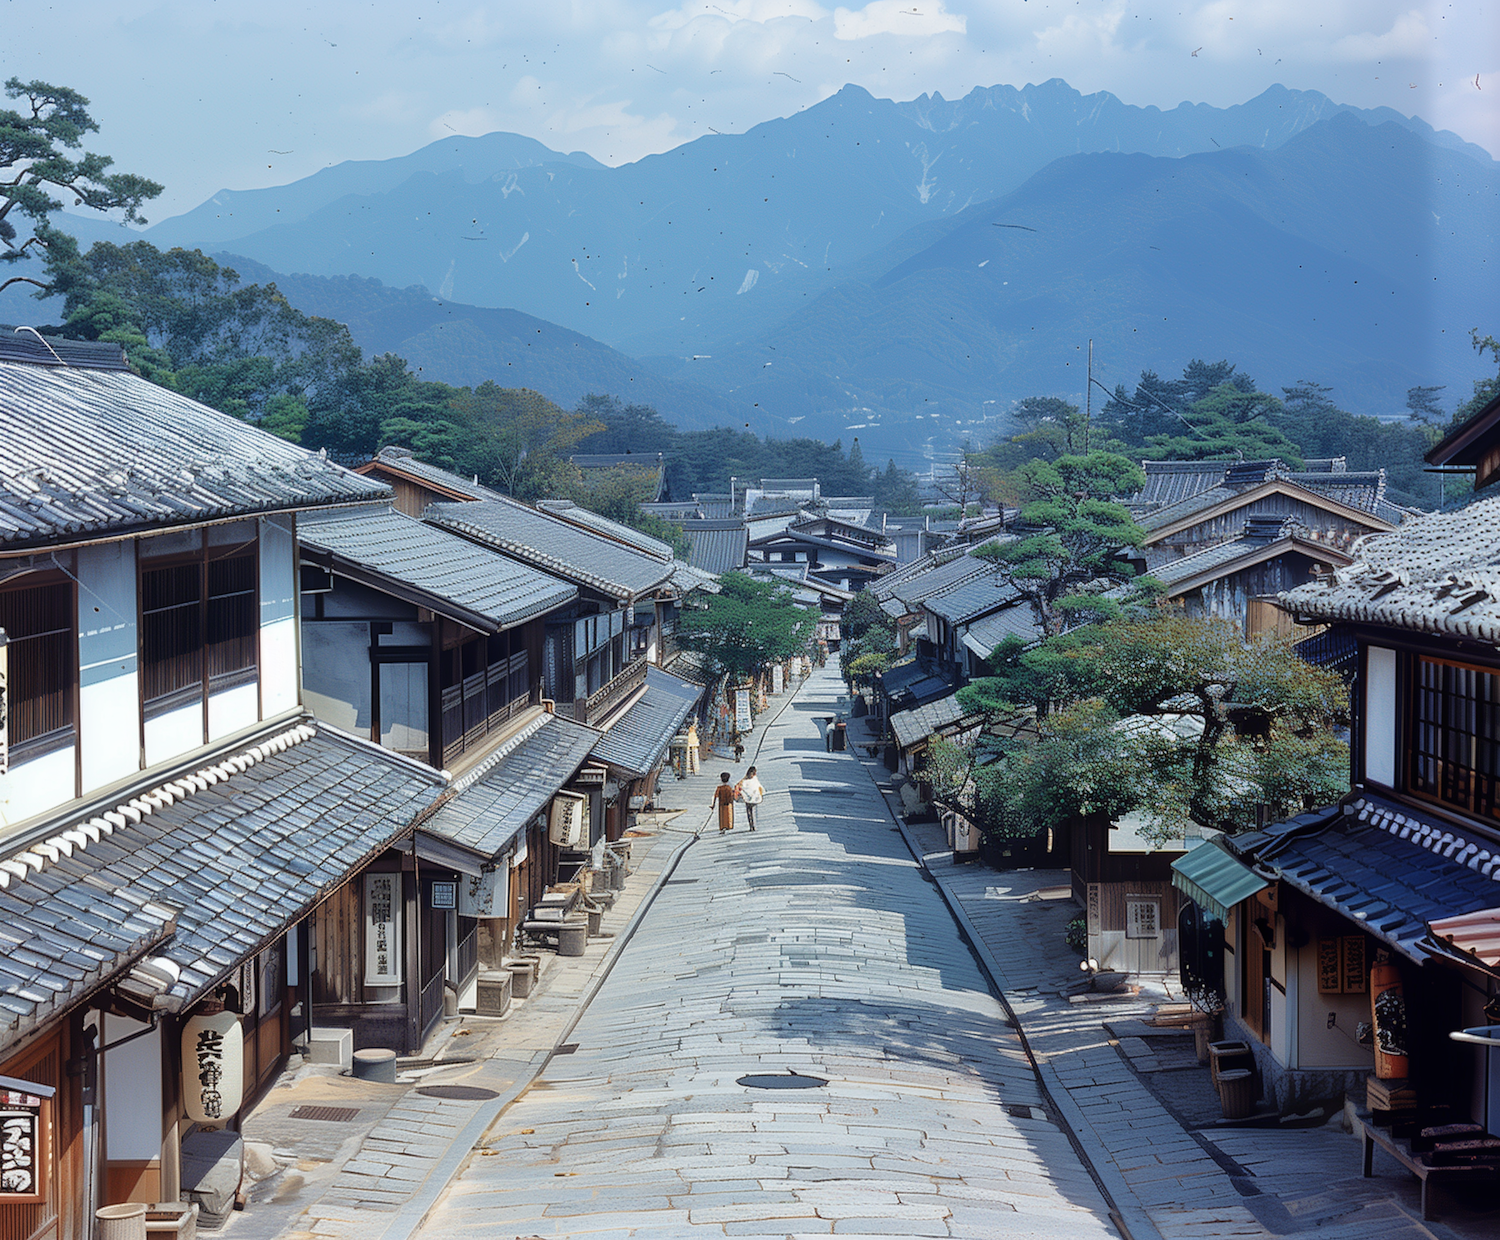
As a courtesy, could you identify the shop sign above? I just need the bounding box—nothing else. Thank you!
[1317,936,1368,995]
[181,1011,244,1124]
[0,1076,52,1203]
[364,872,403,986]
[1125,897,1161,940]
[430,881,457,910]
[734,687,751,733]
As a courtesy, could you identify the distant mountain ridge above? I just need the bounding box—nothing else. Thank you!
[126,80,1493,362]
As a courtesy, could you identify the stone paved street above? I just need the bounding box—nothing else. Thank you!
[414,666,1122,1238]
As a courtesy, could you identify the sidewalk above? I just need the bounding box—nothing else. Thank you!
[846,718,1494,1240]
[228,678,806,1240]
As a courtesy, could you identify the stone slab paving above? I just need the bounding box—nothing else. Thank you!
[415,667,1122,1239]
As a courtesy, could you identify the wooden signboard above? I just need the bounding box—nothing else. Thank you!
[1318,938,1342,993]
[1317,936,1368,994]
[0,1079,53,1205]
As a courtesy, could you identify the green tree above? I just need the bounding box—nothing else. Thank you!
[839,590,897,687]
[1,78,162,295]
[1146,384,1301,463]
[972,452,1147,637]
[675,572,813,682]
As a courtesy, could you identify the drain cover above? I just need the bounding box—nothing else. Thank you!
[737,1073,828,1090]
[288,1105,361,1122]
[415,1085,499,1101]
[555,1043,580,1055]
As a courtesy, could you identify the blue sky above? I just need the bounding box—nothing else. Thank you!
[3,1,1496,219]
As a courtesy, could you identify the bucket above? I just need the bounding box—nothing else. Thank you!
[1208,1040,1253,1085]
[96,1203,148,1240]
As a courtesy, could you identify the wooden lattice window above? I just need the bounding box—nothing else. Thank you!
[1407,655,1500,821]
[0,577,76,761]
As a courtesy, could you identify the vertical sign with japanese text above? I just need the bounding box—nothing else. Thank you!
[180,1011,243,1125]
[734,687,751,733]
[0,1080,50,1204]
[364,872,403,986]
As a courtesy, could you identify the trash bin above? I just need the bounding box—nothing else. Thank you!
[830,721,848,751]
[1217,1068,1255,1120]
[96,1203,148,1240]
[1208,1040,1253,1085]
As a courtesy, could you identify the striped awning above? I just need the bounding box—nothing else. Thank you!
[1429,908,1500,972]
[1172,842,1268,921]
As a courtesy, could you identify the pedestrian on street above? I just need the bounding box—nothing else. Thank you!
[711,771,736,833]
[735,766,765,831]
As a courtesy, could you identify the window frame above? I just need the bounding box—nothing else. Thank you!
[0,569,79,767]
[1403,650,1500,825]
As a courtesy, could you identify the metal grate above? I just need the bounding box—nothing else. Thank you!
[288,1105,361,1122]
[555,1043,580,1055]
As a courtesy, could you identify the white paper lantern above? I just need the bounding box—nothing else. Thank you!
[181,1010,243,1124]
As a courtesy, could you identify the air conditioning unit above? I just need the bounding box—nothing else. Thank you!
[549,792,587,846]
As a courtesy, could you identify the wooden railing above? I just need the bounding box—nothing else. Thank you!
[579,656,648,724]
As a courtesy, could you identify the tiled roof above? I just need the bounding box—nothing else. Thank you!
[1281,492,1500,639]
[922,568,1014,623]
[426,713,600,858]
[570,453,664,471]
[886,549,1000,609]
[875,659,926,695]
[0,353,385,551]
[961,603,1043,658]
[360,446,500,502]
[681,520,748,575]
[748,496,805,518]
[535,499,674,560]
[300,504,576,629]
[0,723,443,1051]
[1229,794,1500,964]
[426,496,674,601]
[1144,529,1350,593]
[869,542,974,600]
[1290,471,1387,516]
[0,329,131,369]
[693,493,735,519]
[670,560,721,594]
[1133,460,1235,508]
[751,528,895,564]
[1135,485,1239,534]
[759,478,818,493]
[590,666,702,776]
[890,692,968,749]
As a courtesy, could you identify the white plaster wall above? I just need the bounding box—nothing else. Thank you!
[208,682,260,742]
[145,702,203,768]
[260,518,299,717]
[103,1014,162,1161]
[0,745,77,831]
[1365,646,1397,788]
[78,540,140,794]
[1291,943,1375,1071]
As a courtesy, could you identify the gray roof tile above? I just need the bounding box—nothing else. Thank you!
[1282,492,1500,638]
[590,667,703,776]
[534,499,675,560]
[0,353,385,549]
[681,520,748,575]
[426,496,675,600]
[0,724,443,1052]
[362,446,501,501]
[890,693,969,749]
[300,503,576,629]
[961,604,1043,658]
[425,713,601,857]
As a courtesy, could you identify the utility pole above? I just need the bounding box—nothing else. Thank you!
[1084,338,1093,454]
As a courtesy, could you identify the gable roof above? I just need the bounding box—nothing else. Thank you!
[869,541,977,601]
[681,519,748,575]
[425,495,674,601]
[1281,491,1500,639]
[299,503,577,630]
[890,692,972,750]
[355,445,500,503]
[1140,476,1397,543]
[0,344,384,551]
[1146,529,1354,595]
[921,567,1016,624]
[1132,459,1236,508]
[590,666,702,776]
[962,603,1043,659]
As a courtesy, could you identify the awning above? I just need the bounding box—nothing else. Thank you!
[1429,908,1500,972]
[1171,842,1268,921]
[413,830,487,878]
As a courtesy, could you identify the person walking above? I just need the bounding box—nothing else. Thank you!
[711,771,736,834]
[735,766,765,831]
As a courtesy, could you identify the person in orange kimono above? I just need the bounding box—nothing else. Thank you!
[711,771,736,833]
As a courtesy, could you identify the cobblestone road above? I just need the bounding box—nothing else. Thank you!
[415,668,1122,1239]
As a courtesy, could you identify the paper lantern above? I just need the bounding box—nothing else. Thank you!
[181,1010,243,1123]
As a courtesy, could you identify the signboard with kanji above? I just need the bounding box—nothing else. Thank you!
[0,1078,51,1204]
[364,872,403,985]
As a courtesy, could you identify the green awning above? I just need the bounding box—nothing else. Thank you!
[1171,842,1268,921]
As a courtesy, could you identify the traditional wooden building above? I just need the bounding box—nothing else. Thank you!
[0,332,444,1232]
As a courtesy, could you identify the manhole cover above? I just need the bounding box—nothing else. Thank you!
[415,1085,499,1101]
[555,1043,580,1055]
[288,1105,361,1122]
[737,1072,828,1090]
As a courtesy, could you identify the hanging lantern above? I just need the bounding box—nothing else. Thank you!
[181,1010,243,1124]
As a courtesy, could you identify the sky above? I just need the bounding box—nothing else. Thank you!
[1,0,1496,220]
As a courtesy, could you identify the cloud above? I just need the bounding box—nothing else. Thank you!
[1331,10,1432,62]
[834,1,965,41]
[650,0,828,34]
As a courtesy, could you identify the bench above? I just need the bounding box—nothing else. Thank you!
[519,888,582,949]
[1355,1110,1500,1220]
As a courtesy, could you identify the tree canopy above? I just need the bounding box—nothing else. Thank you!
[675,572,814,683]
[1,79,162,295]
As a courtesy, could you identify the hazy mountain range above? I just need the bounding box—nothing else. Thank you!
[14,80,1497,463]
